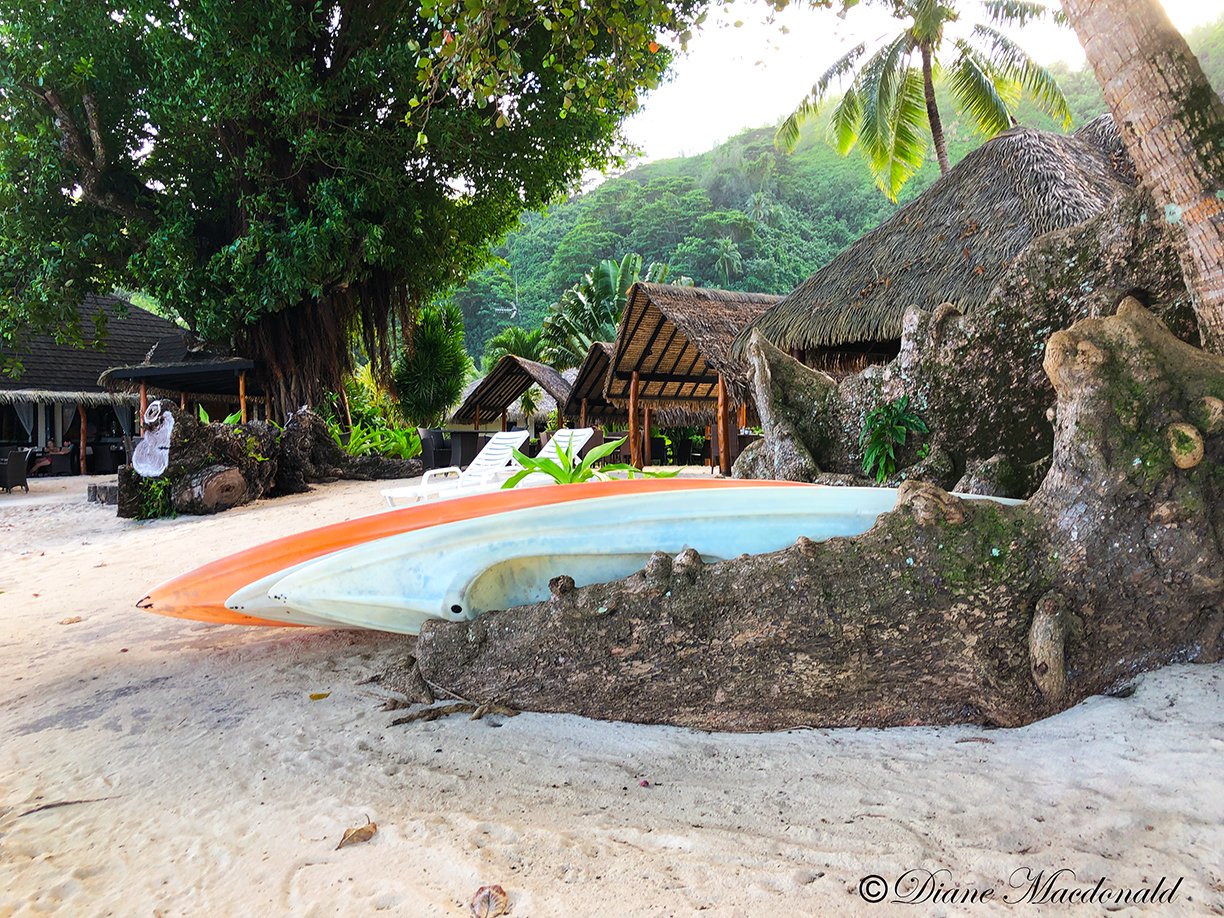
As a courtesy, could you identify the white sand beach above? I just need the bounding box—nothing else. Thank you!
[1,478,1221,916]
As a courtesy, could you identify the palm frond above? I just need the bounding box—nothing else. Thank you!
[776,96,819,153]
[866,67,928,202]
[856,33,915,169]
[855,33,926,201]
[774,42,867,152]
[971,25,1072,128]
[979,0,1055,28]
[828,86,863,155]
[948,39,1013,136]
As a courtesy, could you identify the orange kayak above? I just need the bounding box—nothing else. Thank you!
[139,478,800,627]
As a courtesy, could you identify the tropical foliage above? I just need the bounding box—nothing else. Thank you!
[452,17,1223,357]
[776,0,1072,199]
[391,303,474,428]
[482,326,546,373]
[501,437,678,488]
[860,395,929,482]
[328,422,421,461]
[540,254,685,368]
[0,0,705,409]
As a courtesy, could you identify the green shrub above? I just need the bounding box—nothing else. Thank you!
[860,395,929,483]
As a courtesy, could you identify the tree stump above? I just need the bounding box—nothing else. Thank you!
[173,464,248,514]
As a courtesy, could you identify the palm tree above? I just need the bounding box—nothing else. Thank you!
[391,302,474,428]
[1059,0,1224,352]
[712,236,743,287]
[776,0,1072,200]
[482,325,545,372]
[541,254,680,368]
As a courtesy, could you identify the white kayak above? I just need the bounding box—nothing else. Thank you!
[226,485,1020,634]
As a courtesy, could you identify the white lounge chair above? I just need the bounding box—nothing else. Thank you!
[382,430,528,508]
[535,428,595,465]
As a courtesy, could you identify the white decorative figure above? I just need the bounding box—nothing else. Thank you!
[132,402,174,478]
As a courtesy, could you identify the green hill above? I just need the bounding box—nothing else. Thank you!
[454,16,1224,358]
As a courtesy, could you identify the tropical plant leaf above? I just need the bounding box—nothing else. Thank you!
[866,65,928,201]
[980,0,1055,28]
[971,25,1072,128]
[948,40,1014,136]
[775,42,867,152]
[828,86,863,156]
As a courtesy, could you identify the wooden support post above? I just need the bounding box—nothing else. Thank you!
[265,394,272,423]
[501,411,507,432]
[580,398,588,429]
[628,371,641,467]
[179,393,187,411]
[139,381,148,423]
[738,403,747,428]
[474,405,481,432]
[642,407,652,468]
[717,375,732,477]
[238,370,248,424]
[78,404,87,475]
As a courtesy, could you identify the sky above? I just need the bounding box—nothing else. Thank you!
[621,0,1223,163]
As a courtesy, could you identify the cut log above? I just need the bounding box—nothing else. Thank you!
[173,464,249,515]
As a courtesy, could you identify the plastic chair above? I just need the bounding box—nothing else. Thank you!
[381,430,529,507]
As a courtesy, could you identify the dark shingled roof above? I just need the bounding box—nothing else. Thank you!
[606,283,782,414]
[0,295,188,400]
[451,355,575,425]
[731,118,1136,361]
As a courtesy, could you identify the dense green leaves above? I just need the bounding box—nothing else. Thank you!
[860,395,929,483]
[539,253,680,368]
[0,0,703,408]
[391,303,474,428]
[482,325,545,372]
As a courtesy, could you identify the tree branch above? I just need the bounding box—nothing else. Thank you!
[39,87,153,223]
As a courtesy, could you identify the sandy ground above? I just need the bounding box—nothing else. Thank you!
[0,476,1221,917]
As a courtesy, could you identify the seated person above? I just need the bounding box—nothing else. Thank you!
[29,439,70,475]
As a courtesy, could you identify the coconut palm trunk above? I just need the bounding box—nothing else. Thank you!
[920,43,950,175]
[1061,0,1224,352]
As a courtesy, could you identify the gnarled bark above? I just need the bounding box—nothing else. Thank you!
[735,190,1199,483]
[416,303,1223,730]
[117,401,419,517]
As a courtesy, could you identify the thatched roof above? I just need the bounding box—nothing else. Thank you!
[451,354,574,425]
[561,342,625,424]
[0,389,137,407]
[731,120,1136,361]
[605,284,782,416]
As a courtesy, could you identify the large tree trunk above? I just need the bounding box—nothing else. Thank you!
[920,43,950,175]
[1060,0,1224,352]
[415,302,1224,730]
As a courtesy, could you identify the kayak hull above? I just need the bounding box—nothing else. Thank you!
[236,486,959,634]
[140,478,801,626]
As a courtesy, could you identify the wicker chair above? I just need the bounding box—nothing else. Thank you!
[2,449,29,493]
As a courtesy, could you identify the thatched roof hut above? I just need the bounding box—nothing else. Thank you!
[562,342,625,427]
[605,283,782,417]
[730,120,1136,380]
[451,354,574,427]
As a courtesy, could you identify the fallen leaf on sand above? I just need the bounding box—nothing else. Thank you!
[470,884,509,918]
[58,616,83,625]
[955,737,995,744]
[309,692,330,701]
[336,818,377,849]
